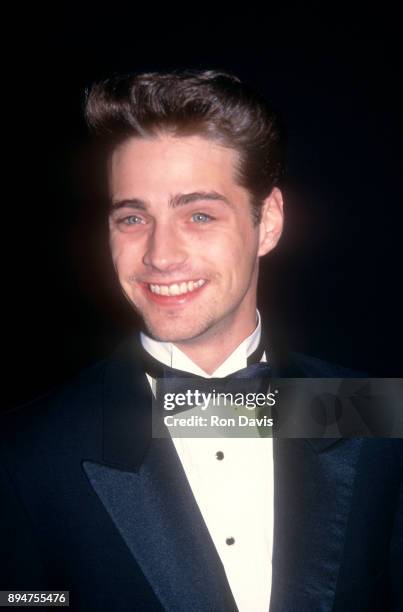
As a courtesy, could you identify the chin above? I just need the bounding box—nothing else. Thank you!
[146,328,204,344]
[143,316,213,344]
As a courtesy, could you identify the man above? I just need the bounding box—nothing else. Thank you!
[1,69,401,611]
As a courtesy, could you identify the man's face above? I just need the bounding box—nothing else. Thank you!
[108,134,282,345]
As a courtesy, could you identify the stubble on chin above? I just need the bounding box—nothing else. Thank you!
[141,309,217,344]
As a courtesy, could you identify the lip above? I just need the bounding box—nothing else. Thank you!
[140,280,208,306]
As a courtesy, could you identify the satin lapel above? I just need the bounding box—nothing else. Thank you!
[83,438,237,612]
[269,437,363,612]
[83,335,237,612]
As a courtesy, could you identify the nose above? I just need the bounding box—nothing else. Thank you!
[143,220,188,272]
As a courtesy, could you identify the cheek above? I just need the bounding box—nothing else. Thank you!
[198,227,244,259]
[228,240,259,290]
[206,229,257,267]
[109,234,141,269]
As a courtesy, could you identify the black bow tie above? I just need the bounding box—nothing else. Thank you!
[138,335,270,382]
[138,338,272,424]
[162,361,271,380]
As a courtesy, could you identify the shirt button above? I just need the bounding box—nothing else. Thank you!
[226,537,235,545]
[215,451,224,460]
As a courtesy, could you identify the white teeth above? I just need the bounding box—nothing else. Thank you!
[149,279,206,296]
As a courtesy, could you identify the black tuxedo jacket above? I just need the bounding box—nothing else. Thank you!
[1,334,402,611]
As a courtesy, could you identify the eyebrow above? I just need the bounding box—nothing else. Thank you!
[110,191,233,211]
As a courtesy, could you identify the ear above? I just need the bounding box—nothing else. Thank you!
[257,187,284,257]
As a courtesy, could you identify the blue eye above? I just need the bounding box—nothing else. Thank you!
[191,212,213,223]
[123,215,143,225]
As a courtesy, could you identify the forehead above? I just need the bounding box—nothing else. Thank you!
[108,134,241,197]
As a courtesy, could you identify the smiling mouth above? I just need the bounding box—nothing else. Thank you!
[146,279,206,296]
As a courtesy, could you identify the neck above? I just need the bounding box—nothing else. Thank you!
[173,307,258,375]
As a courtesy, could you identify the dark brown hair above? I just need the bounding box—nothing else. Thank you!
[84,68,286,224]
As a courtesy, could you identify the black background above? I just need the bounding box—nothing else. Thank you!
[3,8,402,410]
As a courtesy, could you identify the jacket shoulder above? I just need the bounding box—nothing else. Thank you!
[0,357,109,450]
[290,352,368,377]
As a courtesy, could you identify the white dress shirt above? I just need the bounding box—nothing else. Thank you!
[140,310,274,612]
